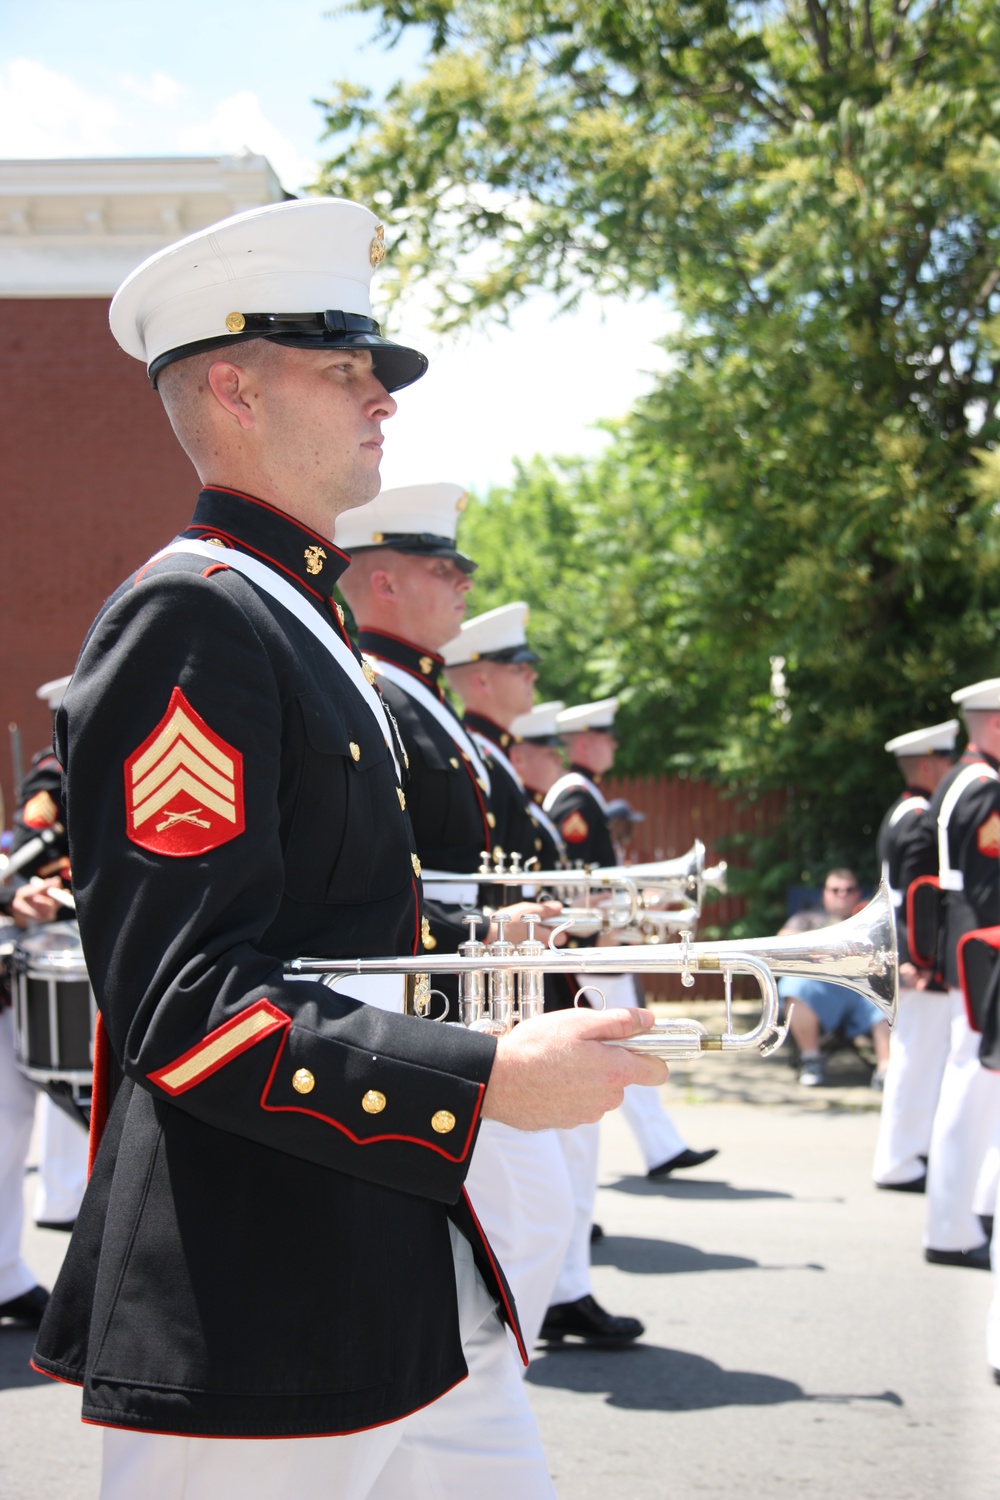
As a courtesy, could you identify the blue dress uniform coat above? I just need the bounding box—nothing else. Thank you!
[356,630,494,955]
[876,785,932,972]
[898,748,1000,986]
[545,768,616,870]
[462,712,545,865]
[32,488,523,1438]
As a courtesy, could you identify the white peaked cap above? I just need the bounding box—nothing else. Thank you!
[509,701,564,742]
[109,197,426,391]
[557,697,619,734]
[336,482,473,571]
[37,676,71,711]
[884,719,959,756]
[441,602,539,666]
[952,679,1000,712]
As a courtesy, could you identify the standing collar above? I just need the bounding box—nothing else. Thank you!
[356,629,445,689]
[464,710,517,752]
[570,762,602,785]
[186,487,350,603]
[963,744,1000,771]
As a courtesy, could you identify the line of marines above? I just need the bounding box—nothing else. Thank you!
[871,693,1000,1382]
[3,187,999,1498]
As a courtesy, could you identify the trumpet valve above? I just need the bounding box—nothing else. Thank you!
[516,917,546,1021]
[487,917,516,1031]
[479,850,493,875]
[493,847,507,873]
[459,914,487,1027]
[509,851,523,874]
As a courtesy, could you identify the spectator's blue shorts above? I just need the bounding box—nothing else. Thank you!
[778,977,884,1039]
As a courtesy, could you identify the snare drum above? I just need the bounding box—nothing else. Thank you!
[12,920,95,1124]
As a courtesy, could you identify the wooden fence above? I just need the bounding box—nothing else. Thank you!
[601,775,788,1000]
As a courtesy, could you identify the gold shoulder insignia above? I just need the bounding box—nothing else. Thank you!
[304,545,327,575]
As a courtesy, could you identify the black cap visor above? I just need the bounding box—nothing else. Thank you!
[148,310,428,392]
[350,533,477,575]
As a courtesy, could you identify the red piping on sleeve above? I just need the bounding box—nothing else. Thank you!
[30,1361,84,1389]
[259,1027,484,1164]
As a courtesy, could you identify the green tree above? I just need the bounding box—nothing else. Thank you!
[318,0,1000,925]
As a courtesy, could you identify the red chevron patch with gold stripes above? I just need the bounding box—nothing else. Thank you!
[124,686,245,857]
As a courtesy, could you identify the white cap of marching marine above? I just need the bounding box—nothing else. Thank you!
[441,602,540,667]
[884,720,959,756]
[109,197,427,392]
[36,676,71,712]
[952,679,1000,712]
[335,482,475,572]
[509,701,564,742]
[557,697,619,734]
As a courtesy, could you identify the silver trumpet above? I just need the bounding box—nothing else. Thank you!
[287,881,898,1062]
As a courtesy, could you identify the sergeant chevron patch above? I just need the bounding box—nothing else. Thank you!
[560,810,590,844]
[124,686,245,856]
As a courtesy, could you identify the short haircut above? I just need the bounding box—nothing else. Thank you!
[824,867,858,886]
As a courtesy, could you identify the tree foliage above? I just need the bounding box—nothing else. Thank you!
[318,1,1000,925]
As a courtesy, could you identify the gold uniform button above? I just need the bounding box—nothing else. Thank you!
[335,603,345,625]
[411,853,422,876]
[349,741,361,762]
[205,536,226,548]
[397,787,406,810]
[486,812,497,828]
[431,1110,456,1135]
[421,915,437,951]
[535,838,543,851]
[362,1089,386,1114]
[362,660,377,685]
[292,1068,315,1095]
[450,757,460,770]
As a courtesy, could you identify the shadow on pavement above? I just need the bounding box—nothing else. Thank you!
[592,1235,758,1276]
[607,1174,793,1202]
[526,1342,902,1413]
[0,1329,51,1390]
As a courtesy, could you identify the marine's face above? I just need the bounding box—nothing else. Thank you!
[510,739,563,794]
[486,661,538,722]
[393,553,474,651]
[258,346,396,515]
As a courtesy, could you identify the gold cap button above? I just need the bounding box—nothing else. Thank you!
[486,812,496,828]
[362,1089,386,1114]
[397,787,406,810]
[411,853,422,876]
[349,742,361,762]
[225,311,246,332]
[431,1109,456,1134]
[292,1068,315,1095]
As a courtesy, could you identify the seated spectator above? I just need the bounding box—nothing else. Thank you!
[778,869,891,1090]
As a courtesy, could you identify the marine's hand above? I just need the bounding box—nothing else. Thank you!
[486,899,564,946]
[11,877,64,928]
[482,1006,669,1131]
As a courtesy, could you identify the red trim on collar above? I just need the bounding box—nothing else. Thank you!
[201,486,350,563]
[259,1029,485,1163]
[186,526,327,603]
[361,627,444,662]
[368,651,445,701]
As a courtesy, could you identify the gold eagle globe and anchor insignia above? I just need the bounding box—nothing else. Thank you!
[303,545,327,576]
[369,225,386,268]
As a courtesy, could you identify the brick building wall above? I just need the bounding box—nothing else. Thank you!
[0,297,197,817]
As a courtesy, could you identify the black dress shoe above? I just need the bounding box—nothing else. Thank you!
[540,1294,644,1347]
[876,1175,926,1194]
[0,1285,50,1327]
[34,1219,77,1232]
[648,1147,719,1178]
[590,1222,604,1244]
[924,1244,991,1270]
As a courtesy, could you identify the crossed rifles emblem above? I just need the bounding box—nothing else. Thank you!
[155,806,212,833]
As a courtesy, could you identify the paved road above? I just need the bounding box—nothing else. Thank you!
[2,1037,996,1498]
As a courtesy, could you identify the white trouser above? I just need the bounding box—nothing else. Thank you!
[101,1225,554,1500]
[872,987,951,1186]
[550,1121,600,1305]
[33,1093,88,1223]
[592,973,687,1171]
[987,1139,1000,1372]
[465,1120,573,1353]
[0,1008,40,1304]
[974,1142,1000,1219]
[924,992,1000,1251]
